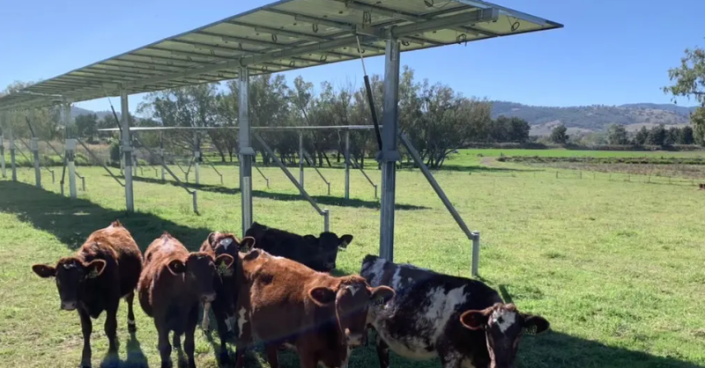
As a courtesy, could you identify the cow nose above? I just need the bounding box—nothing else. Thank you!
[61,301,77,311]
[201,293,216,303]
[346,330,364,347]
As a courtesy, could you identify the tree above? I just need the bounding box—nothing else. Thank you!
[663,43,705,145]
[647,124,666,146]
[607,124,629,145]
[633,127,648,145]
[691,107,705,145]
[662,45,705,106]
[665,127,680,145]
[75,113,99,141]
[680,125,695,144]
[549,124,568,144]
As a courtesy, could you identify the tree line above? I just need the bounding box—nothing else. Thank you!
[2,66,532,169]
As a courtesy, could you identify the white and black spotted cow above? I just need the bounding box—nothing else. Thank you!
[360,254,550,368]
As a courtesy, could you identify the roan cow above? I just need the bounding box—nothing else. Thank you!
[31,220,143,368]
[360,254,550,368]
[233,249,395,368]
[198,231,255,364]
[245,221,353,272]
[138,232,235,368]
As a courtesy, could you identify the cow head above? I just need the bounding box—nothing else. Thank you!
[459,303,550,368]
[166,252,235,303]
[207,232,256,255]
[308,278,395,348]
[32,257,107,311]
[303,232,354,272]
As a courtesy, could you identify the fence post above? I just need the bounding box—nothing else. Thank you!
[472,232,481,278]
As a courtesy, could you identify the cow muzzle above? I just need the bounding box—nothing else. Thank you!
[346,330,364,347]
[201,293,216,303]
[61,301,78,311]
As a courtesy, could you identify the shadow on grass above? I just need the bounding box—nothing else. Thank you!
[0,180,212,252]
[122,175,429,211]
[100,332,148,368]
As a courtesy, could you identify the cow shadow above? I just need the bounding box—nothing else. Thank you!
[122,175,428,211]
[100,332,148,368]
[0,181,212,252]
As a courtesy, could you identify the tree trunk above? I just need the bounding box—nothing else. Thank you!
[322,151,331,167]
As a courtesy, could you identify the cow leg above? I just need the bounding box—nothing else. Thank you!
[234,347,246,368]
[157,327,173,368]
[264,343,280,368]
[126,291,137,333]
[104,306,119,354]
[212,302,231,364]
[438,345,463,368]
[184,304,199,368]
[78,309,93,368]
[375,333,390,368]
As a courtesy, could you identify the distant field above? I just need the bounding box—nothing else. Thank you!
[2,153,705,368]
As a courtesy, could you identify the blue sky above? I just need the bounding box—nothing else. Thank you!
[1,0,703,115]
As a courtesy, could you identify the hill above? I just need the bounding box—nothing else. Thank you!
[71,106,118,121]
[490,101,698,136]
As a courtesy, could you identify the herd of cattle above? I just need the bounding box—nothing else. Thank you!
[31,220,550,368]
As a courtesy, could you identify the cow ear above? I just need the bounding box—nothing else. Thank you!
[521,313,550,335]
[84,259,107,279]
[308,286,337,306]
[32,264,57,278]
[240,236,256,252]
[207,232,218,247]
[339,235,354,249]
[303,235,317,244]
[215,254,235,275]
[167,259,187,275]
[460,310,489,331]
[369,285,395,306]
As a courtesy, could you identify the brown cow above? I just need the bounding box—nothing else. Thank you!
[198,231,255,364]
[138,232,234,368]
[31,220,143,368]
[233,249,395,368]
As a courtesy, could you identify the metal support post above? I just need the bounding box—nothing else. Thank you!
[239,67,255,236]
[9,125,17,182]
[66,138,77,198]
[379,38,401,262]
[121,90,134,212]
[31,137,41,188]
[345,130,350,200]
[194,132,200,185]
[160,133,166,181]
[471,232,481,277]
[133,152,138,177]
[1,134,6,179]
[299,132,305,188]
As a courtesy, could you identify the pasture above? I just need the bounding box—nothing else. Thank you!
[1,150,704,368]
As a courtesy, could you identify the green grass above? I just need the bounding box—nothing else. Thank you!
[1,155,704,368]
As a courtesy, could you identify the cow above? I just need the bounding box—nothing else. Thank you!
[360,254,551,368]
[245,221,353,272]
[233,249,395,368]
[198,231,255,364]
[138,232,235,368]
[31,220,143,368]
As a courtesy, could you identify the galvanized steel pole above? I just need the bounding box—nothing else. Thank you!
[194,131,200,185]
[159,132,166,181]
[9,124,17,182]
[63,103,77,198]
[121,90,134,212]
[239,67,255,236]
[299,132,304,188]
[345,130,350,200]
[0,133,5,179]
[379,38,401,262]
[31,137,41,188]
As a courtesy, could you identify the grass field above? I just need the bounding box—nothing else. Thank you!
[1,152,704,368]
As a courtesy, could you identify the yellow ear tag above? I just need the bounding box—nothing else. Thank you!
[87,269,100,279]
[217,262,229,276]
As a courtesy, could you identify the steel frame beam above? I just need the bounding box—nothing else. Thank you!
[239,67,254,237]
[121,90,134,212]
